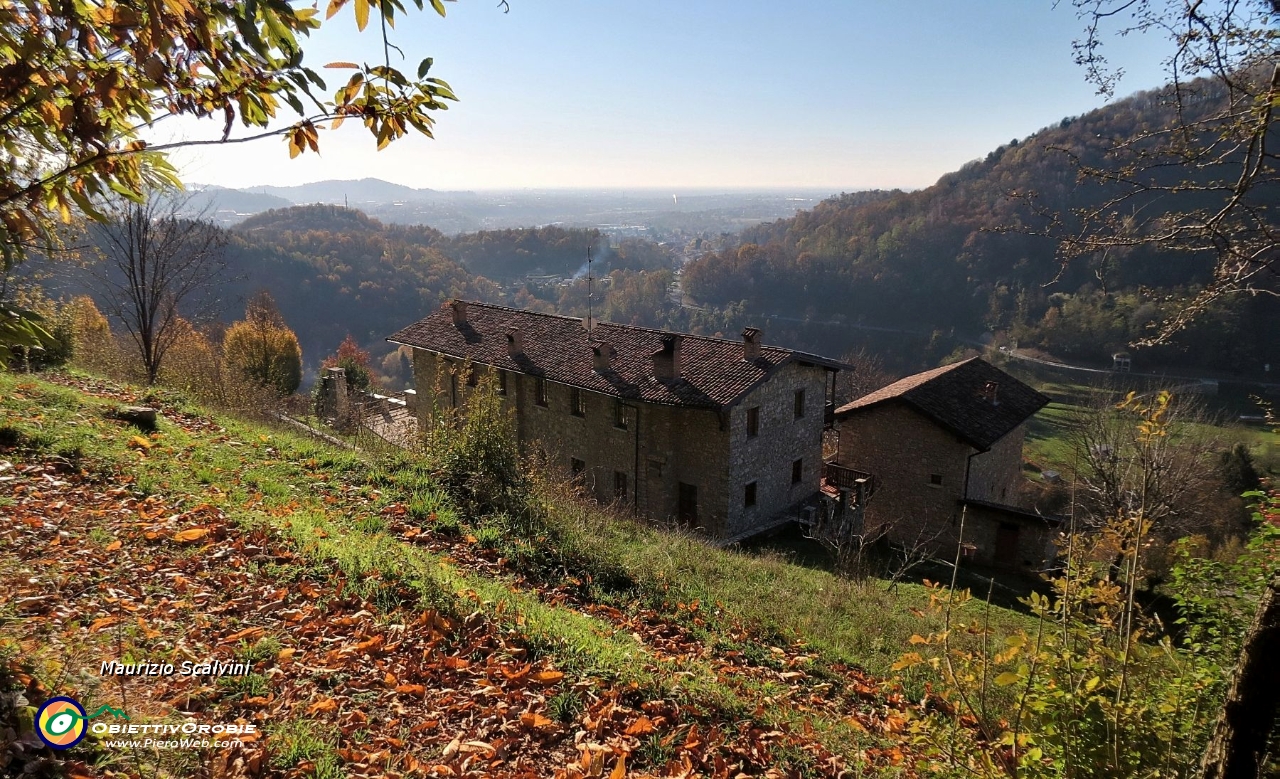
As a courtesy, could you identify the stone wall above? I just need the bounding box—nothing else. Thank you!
[834,402,1049,568]
[411,348,738,536]
[834,402,970,553]
[725,362,829,539]
[963,505,1058,569]
[966,426,1025,504]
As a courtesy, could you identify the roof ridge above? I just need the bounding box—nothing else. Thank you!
[453,299,792,352]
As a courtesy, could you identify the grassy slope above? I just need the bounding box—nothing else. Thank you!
[0,372,1028,777]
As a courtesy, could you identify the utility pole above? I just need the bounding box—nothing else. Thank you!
[586,245,594,335]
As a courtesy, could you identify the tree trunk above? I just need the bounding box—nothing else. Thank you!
[1201,575,1280,779]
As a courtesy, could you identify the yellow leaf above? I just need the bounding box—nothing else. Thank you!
[353,0,369,31]
[104,539,122,551]
[994,671,1021,686]
[908,634,928,645]
[127,435,153,450]
[277,648,297,663]
[172,528,209,543]
[891,652,922,671]
[608,753,626,779]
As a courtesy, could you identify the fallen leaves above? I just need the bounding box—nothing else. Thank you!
[171,527,210,543]
[1,374,924,779]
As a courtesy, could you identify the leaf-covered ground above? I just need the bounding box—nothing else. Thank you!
[1,373,931,778]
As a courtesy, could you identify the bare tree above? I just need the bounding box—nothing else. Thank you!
[1048,1,1279,344]
[1069,389,1222,538]
[90,195,227,384]
[836,347,898,406]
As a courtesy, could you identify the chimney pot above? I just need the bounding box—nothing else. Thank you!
[506,328,524,357]
[450,300,468,325]
[742,327,762,360]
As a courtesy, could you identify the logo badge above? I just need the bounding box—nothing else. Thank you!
[35,697,88,750]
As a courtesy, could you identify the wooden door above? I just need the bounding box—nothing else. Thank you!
[995,523,1020,566]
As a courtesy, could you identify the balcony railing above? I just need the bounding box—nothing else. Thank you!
[823,461,874,495]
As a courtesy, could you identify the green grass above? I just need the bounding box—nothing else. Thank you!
[1024,396,1277,477]
[0,371,1036,767]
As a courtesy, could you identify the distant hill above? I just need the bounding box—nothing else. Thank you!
[179,186,292,222]
[241,178,456,205]
[682,84,1280,375]
[222,205,489,366]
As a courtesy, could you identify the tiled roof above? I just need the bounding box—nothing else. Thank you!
[835,357,1049,450]
[387,301,842,410]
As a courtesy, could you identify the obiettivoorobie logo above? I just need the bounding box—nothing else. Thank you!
[35,697,129,750]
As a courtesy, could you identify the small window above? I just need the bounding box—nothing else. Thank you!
[535,377,548,407]
[571,457,585,476]
[497,370,507,396]
[614,399,628,430]
[794,388,805,419]
[744,481,757,508]
[614,471,628,500]
[929,473,943,486]
[792,458,803,485]
[746,406,760,438]
[570,387,585,417]
[648,459,664,478]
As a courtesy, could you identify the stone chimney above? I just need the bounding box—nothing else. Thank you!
[652,334,682,380]
[742,327,762,360]
[592,342,615,372]
[981,381,1000,406]
[450,300,468,325]
[506,328,524,357]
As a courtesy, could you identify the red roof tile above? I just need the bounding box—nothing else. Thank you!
[834,357,1049,450]
[388,301,842,409]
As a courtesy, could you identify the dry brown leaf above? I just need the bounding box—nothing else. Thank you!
[88,616,118,632]
[396,684,426,697]
[308,698,338,714]
[532,670,564,685]
[172,527,209,543]
[104,539,122,551]
[609,753,626,779]
[521,712,553,729]
[624,716,655,736]
[223,626,265,644]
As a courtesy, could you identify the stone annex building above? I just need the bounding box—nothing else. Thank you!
[389,300,844,542]
[827,357,1057,569]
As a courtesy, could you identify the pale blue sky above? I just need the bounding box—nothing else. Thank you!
[165,1,1176,191]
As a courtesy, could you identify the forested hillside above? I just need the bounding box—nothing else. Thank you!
[225,206,497,363]
[682,84,1280,375]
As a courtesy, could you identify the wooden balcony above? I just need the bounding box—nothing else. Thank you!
[823,461,874,495]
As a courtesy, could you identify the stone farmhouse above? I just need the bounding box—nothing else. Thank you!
[388,300,845,542]
[827,358,1057,569]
